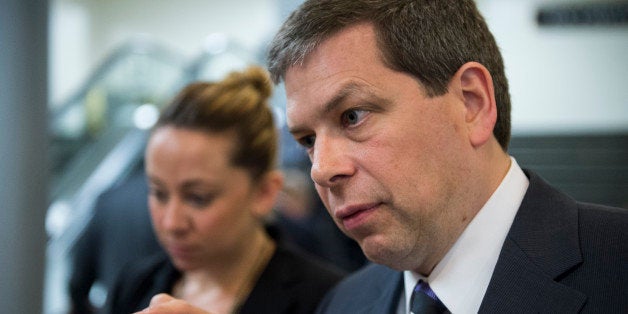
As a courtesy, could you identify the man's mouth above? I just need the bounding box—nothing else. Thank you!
[335,202,381,230]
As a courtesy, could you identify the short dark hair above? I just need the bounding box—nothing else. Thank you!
[267,0,511,149]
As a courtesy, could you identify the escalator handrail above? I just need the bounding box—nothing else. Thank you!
[50,36,188,124]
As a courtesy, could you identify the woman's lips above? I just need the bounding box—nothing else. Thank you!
[166,244,195,259]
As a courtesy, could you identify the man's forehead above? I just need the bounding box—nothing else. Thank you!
[283,64,316,124]
[282,23,383,128]
[284,91,310,132]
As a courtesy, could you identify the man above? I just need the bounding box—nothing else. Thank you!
[266,0,628,313]
[137,1,628,313]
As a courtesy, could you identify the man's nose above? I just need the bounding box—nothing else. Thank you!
[310,135,354,188]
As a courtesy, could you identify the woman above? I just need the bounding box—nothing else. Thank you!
[106,66,344,314]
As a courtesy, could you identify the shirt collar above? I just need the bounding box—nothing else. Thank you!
[403,157,529,314]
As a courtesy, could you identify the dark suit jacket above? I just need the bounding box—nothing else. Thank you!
[106,243,345,314]
[316,170,628,313]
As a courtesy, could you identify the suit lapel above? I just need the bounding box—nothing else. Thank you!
[480,170,586,313]
[480,237,586,312]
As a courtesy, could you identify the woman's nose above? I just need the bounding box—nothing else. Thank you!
[161,200,190,233]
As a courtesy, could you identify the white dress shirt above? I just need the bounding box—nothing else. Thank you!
[398,157,529,314]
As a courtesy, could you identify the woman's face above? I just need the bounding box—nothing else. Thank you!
[145,126,269,271]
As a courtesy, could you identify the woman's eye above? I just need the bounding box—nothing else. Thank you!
[341,109,367,127]
[149,188,168,203]
[297,135,316,149]
[186,194,213,208]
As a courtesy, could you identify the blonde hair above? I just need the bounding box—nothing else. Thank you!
[154,66,277,180]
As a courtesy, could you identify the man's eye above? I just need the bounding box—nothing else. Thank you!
[297,135,316,148]
[341,109,367,127]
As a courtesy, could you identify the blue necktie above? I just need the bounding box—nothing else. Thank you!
[409,280,449,314]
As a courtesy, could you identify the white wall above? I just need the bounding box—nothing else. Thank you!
[478,0,628,135]
[50,0,280,105]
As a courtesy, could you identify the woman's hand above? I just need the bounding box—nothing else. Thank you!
[134,293,213,314]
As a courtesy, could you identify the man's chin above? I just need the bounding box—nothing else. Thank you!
[359,237,398,266]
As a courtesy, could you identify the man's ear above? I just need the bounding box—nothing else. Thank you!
[251,170,284,218]
[452,62,497,147]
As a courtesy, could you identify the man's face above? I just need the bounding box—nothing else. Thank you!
[285,23,475,273]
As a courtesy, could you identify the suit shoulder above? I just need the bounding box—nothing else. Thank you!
[558,202,628,312]
[576,202,628,259]
[315,264,402,314]
[338,263,397,287]
[577,201,628,223]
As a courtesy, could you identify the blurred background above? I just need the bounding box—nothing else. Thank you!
[1,0,626,313]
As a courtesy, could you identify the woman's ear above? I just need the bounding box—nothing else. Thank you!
[251,170,284,218]
[452,62,497,148]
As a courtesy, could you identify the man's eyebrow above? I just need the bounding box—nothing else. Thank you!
[289,82,384,135]
[324,82,390,113]
[323,82,363,115]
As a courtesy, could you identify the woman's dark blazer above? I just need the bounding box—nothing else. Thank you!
[106,243,345,314]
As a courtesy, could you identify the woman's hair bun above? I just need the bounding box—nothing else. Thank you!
[221,65,272,100]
